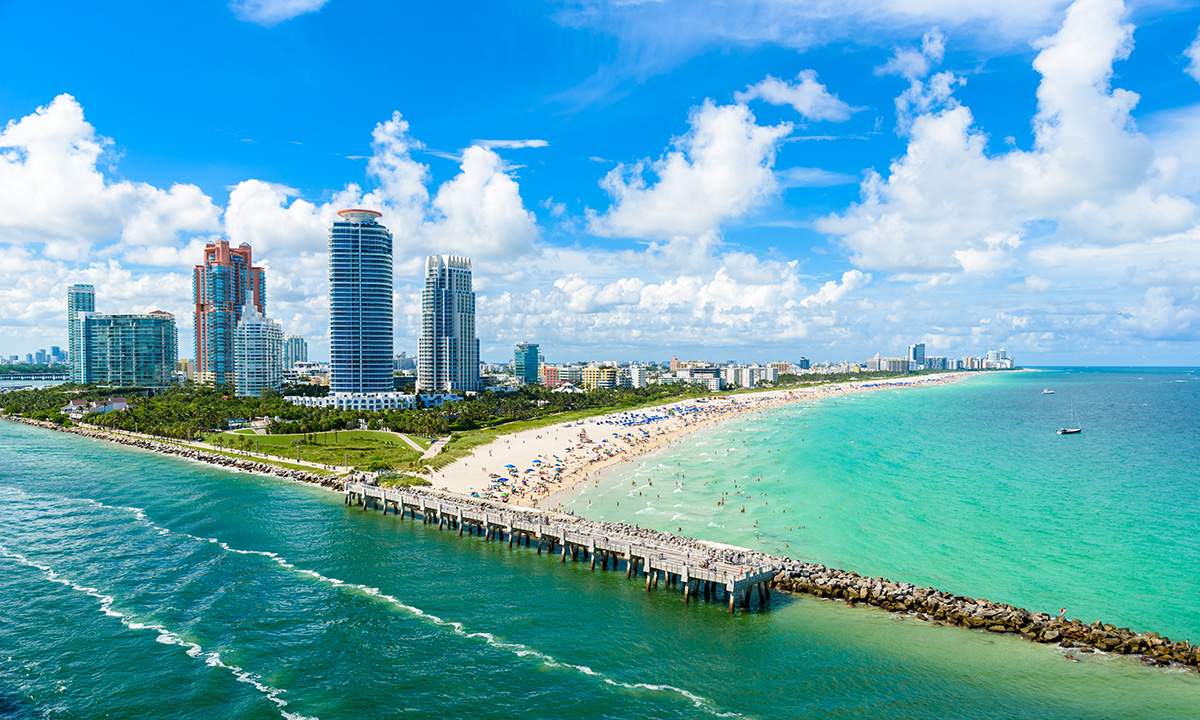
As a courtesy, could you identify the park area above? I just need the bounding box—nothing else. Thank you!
[203,429,426,471]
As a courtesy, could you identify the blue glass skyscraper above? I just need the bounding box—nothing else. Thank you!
[329,209,393,394]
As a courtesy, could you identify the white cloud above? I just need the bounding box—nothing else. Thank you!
[224,180,332,255]
[589,101,791,239]
[876,28,946,81]
[735,70,856,121]
[1184,26,1200,83]
[819,0,1196,276]
[553,1,1074,109]
[424,146,539,259]
[1122,285,1200,341]
[229,0,328,26]
[0,94,221,248]
[799,270,870,307]
[776,166,858,188]
[475,139,549,149]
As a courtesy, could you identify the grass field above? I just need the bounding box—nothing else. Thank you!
[202,429,421,470]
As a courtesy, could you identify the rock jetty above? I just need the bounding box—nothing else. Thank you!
[3,416,341,490]
[5,414,1196,673]
[772,561,1200,671]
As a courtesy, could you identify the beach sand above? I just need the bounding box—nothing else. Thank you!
[430,373,967,507]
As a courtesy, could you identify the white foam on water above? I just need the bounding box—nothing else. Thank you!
[8,492,745,719]
[0,545,317,720]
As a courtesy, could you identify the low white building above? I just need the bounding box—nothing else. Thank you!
[284,392,460,411]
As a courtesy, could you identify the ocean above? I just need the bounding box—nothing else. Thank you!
[1,368,1198,718]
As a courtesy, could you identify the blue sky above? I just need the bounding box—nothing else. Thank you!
[2,0,1200,365]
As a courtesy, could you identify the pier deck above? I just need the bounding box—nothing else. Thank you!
[346,482,777,611]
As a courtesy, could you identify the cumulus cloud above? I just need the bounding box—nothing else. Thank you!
[819,0,1196,276]
[1122,285,1200,341]
[735,70,856,121]
[494,248,864,350]
[589,101,791,239]
[229,0,328,26]
[424,146,539,259]
[1185,26,1200,83]
[0,94,222,248]
[876,28,946,81]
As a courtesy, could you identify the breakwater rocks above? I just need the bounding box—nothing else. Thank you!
[772,562,1200,671]
[2,416,342,491]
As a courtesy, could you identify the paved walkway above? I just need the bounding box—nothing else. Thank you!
[421,437,450,460]
[375,429,427,454]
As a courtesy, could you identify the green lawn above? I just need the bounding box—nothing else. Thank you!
[202,429,421,470]
[141,436,337,476]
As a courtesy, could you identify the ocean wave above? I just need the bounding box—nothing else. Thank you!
[0,544,316,720]
[11,492,743,719]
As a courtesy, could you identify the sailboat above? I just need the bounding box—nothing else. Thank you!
[1057,406,1081,435]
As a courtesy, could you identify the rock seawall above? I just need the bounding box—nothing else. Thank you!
[3,416,341,490]
[772,561,1200,670]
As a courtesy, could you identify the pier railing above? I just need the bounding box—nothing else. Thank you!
[346,482,777,612]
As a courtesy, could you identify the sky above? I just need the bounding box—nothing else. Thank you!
[2,0,1200,366]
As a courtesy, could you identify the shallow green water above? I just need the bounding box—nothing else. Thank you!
[2,369,1198,718]
[566,368,1200,643]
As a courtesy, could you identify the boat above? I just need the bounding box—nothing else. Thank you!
[1042,389,1055,394]
[1057,406,1081,435]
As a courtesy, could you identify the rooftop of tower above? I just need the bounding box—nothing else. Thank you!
[337,209,382,223]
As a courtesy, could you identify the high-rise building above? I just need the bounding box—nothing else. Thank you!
[194,240,265,387]
[514,342,539,386]
[908,343,926,368]
[283,334,308,371]
[329,209,393,394]
[80,311,177,387]
[418,255,480,393]
[234,306,283,397]
[629,365,648,389]
[67,284,96,382]
[34,349,48,365]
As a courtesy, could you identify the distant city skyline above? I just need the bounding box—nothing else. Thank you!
[2,1,1200,366]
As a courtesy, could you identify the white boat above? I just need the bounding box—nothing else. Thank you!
[1057,406,1081,435]
[1042,389,1055,394]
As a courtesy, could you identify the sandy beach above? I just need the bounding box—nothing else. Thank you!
[430,373,968,507]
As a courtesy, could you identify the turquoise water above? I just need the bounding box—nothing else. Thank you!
[566,369,1200,641]
[1,369,1198,719]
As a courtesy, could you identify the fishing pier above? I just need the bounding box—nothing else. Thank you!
[346,482,777,612]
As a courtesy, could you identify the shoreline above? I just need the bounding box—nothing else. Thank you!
[1,415,346,492]
[5,382,1199,674]
[430,373,971,508]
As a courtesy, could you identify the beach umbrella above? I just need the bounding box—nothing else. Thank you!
[505,464,516,468]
